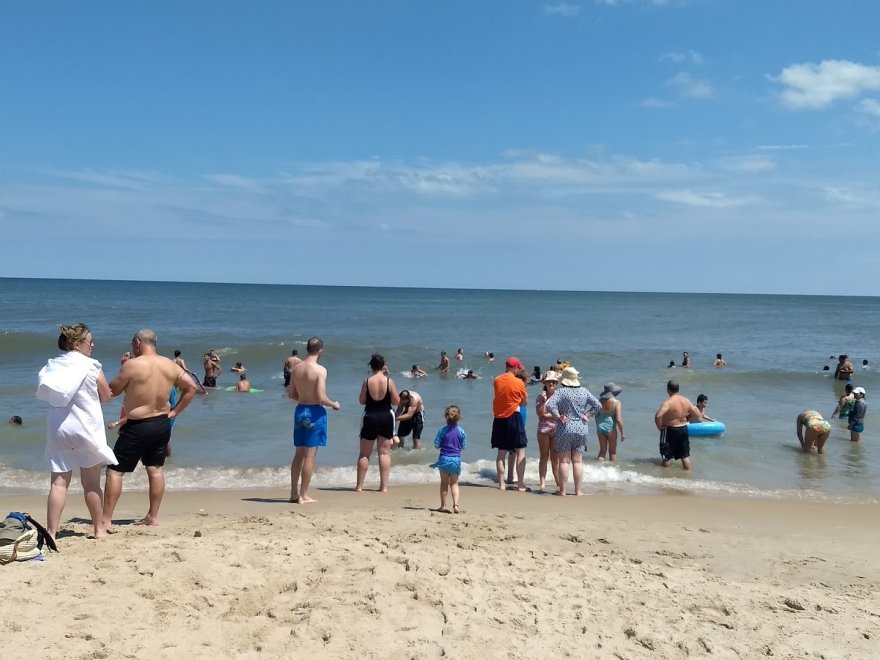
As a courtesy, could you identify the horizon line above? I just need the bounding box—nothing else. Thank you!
[1,275,875,299]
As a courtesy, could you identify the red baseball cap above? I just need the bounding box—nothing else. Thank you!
[505,356,524,369]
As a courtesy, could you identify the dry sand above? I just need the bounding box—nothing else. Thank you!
[1,485,878,659]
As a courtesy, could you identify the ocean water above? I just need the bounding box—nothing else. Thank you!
[2,278,878,501]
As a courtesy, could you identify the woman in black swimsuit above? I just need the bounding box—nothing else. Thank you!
[355,354,400,492]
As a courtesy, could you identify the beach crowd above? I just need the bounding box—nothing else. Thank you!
[31,325,868,541]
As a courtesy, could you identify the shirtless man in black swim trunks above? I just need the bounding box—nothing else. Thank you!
[203,350,221,387]
[654,380,702,471]
[103,329,197,528]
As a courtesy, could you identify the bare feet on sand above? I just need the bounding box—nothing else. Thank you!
[134,517,159,527]
[296,496,318,504]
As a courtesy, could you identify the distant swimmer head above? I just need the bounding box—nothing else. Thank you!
[822,365,830,371]
[412,364,419,371]
[239,373,247,381]
[697,393,708,405]
[716,353,723,359]
[174,350,182,358]
[667,361,676,368]
[369,353,386,371]
[667,380,680,394]
[291,349,298,356]
[845,383,854,394]
[8,415,22,425]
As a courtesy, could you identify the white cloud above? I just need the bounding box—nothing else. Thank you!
[52,169,169,190]
[660,50,702,65]
[284,160,494,197]
[756,144,809,151]
[596,0,677,5]
[823,186,880,207]
[717,156,776,173]
[771,60,880,109]
[640,97,674,109]
[858,98,880,118]
[655,190,758,208]
[666,72,714,99]
[203,174,264,191]
[543,3,580,16]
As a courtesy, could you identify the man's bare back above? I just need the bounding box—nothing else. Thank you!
[112,354,193,420]
[290,358,338,409]
[655,393,701,429]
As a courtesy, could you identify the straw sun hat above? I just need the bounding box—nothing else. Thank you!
[559,367,581,387]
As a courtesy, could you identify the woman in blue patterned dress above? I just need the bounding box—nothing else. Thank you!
[544,367,600,496]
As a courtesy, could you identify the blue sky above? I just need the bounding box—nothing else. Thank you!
[2,0,879,295]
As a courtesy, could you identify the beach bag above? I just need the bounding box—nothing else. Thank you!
[0,512,57,564]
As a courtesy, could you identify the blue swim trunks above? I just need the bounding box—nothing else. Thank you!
[293,404,328,448]
[852,423,865,433]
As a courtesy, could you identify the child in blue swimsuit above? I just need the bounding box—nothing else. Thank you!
[430,405,467,513]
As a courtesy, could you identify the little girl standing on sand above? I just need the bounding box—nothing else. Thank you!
[429,405,467,513]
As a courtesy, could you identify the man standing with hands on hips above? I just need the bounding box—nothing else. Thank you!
[104,329,197,529]
[654,379,702,471]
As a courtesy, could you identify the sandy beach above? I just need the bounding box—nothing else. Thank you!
[1,485,878,659]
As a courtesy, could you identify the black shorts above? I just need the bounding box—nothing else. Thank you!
[109,415,172,473]
[660,425,690,460]
[203,376,217,387]
[283,370,291,387]
[491,413,527,451]
[360,410,394,441]
[397,411,424,439]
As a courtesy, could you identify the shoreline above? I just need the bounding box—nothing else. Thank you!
[3,468,879,505]
[2,485,878,658]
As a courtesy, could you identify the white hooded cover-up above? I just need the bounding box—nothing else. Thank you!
[36,351,118,472]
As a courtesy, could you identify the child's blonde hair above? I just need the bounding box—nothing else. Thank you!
[444,405,461,423]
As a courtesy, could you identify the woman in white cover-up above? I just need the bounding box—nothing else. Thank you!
[36,324,116,540]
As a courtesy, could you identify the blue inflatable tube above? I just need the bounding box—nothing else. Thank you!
[687,420,726,437]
